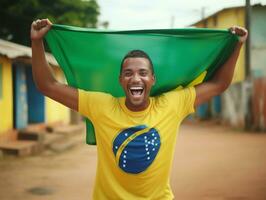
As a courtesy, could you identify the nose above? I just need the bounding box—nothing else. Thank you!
[132,73,141,83]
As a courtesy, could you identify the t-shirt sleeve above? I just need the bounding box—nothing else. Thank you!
[78,89,115,121]
[166,87,196,120]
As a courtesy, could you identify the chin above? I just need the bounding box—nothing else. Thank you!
[131,101,144,107]
[129,98,147,107]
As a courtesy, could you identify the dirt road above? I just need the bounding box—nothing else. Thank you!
[0,122,265,200]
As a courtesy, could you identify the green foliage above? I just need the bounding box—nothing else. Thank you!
[0,0,100,46]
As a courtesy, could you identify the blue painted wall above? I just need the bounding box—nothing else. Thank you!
[196,103,209,119]
[13,64,28,129]
[26,67,45,123]
[212,95,221,117]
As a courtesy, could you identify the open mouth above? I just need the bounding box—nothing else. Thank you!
[129,86,144,97]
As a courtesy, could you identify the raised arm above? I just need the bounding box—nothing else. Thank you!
[194,26,248,107]
[31,19,78,111]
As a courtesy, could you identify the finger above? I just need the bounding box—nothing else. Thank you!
[32,20,38,30]
[36,19,51,30]
[34,19,42,29]
[39,19,48,27]
[36,19,41,25]
[230,26,247,36]
[46,18,53,26]
[229,26,236,34]
[235,27,247,36]
[32,20,37,27]
[240,28,248,36]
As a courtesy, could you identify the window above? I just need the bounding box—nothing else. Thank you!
[0,64,2,98]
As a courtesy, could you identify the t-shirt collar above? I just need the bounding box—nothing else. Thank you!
[118,97,153,117]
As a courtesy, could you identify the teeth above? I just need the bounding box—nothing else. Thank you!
[129,86,144,96]
[130,86,143,90]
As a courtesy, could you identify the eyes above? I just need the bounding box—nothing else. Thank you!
[123,70,149,77]
[140,71,148,76]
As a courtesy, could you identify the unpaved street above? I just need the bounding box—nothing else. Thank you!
[0,122,266,200]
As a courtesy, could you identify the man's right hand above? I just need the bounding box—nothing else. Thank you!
[31,18,78,111]
[31,19,52,41]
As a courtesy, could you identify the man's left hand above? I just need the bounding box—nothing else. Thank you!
[229,26,248,43]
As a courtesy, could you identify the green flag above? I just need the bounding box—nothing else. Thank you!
[45,24,239,145]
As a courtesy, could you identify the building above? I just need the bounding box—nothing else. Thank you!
[191,4,266,131]
[0,39,70,144]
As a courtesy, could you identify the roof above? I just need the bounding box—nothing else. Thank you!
[0,39,58,66]
[190,3,266,26]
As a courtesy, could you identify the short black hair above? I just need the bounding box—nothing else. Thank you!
[120,50,154,75]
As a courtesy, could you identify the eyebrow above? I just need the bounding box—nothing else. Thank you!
[139,69,148,72]
[122,67,150,73]
[122,69,132,72]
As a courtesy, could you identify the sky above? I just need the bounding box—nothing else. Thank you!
[97,0,266,30]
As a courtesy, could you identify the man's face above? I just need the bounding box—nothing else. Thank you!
[119,57,155,111]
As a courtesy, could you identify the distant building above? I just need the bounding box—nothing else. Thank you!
[191,4,266,131]
[0,39,70,143]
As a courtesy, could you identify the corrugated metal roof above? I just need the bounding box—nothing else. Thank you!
[0,39,58,66]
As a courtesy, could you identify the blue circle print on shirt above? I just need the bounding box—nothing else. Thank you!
[112,125,161,174]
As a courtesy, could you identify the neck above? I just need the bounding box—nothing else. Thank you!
[125,99,150,112]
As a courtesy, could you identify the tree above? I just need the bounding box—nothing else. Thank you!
[0,0,100,46]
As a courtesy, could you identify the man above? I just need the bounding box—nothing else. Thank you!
[31,19,248,200]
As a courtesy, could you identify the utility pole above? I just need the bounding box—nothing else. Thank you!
[201,7,207,27]
[170,15,175,28]
[244,0,252,129]
[201,7,206,19]
[245,0,251,78]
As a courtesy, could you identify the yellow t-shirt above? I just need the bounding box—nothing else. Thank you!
[78,87,196,200]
